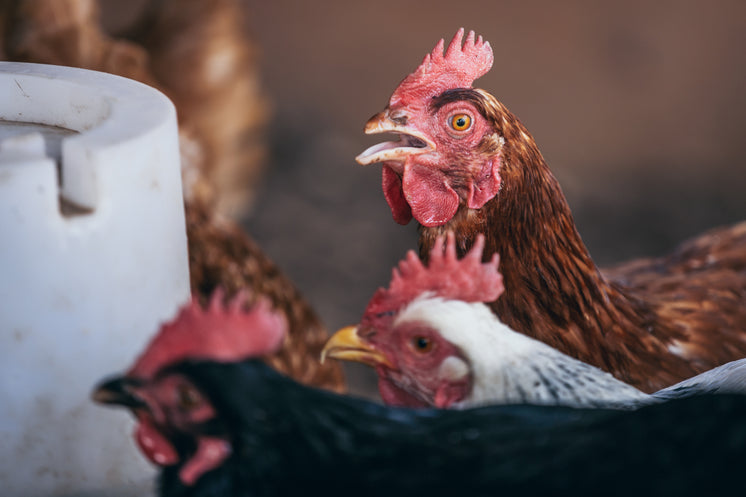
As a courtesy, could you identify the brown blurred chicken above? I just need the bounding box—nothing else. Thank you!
[1,0,265,217]
[185,201,344,390]
[0,0,344,392]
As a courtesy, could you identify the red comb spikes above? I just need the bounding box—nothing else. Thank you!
[363,233,503,324]
[129,290,287,378]
[390,28,494,107]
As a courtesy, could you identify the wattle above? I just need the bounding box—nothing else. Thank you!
[382,165,413,225]
[382,163,460,228]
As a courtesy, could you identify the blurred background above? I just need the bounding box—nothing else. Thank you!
[57,0,746,394]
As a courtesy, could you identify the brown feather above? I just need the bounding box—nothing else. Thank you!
[123,0,269,218]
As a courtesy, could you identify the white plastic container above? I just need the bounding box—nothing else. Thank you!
[0,62,190,496]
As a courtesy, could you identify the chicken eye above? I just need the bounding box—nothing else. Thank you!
[449,113,472,132]
[176,383,202,410]
[412,336,433,353]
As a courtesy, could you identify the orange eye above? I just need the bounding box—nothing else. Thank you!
[450,113,472,131]
[412,336,433,353]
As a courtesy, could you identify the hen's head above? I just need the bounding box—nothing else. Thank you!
[92,291,286,487]
[323,233,505,408]
[357,29,537,229]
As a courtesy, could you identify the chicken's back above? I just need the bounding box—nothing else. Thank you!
[603,221,746,371]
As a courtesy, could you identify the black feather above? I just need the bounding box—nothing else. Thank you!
[158,359,746,497]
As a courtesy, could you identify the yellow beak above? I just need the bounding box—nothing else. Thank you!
[321,326,392,368]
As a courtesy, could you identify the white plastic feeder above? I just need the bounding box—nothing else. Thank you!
[0,63,190,496]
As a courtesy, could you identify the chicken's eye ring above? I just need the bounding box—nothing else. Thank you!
[449,113,472,132]
[412,336,434,353]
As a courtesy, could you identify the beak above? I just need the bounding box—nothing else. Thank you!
[92,376,147,409]
[321,326,393,368]
[356,111,434,166]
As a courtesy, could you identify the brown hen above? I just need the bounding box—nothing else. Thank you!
[357,29,746,392]
[1,0,345,392]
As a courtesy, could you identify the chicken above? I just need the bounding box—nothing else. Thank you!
[323,234,746,409]
[0,0,344,392]
[356,28,746,392]
[93,291,746,497]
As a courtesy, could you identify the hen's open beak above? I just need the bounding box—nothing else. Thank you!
[356,111,434,166]
[321,326,393,368]
[92,376,147,409]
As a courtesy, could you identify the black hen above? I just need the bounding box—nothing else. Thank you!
[93,293,745,497]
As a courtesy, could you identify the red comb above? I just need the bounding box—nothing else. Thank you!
[390,28,494,107]
[363,233,503,324]
[129,290,287,378]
